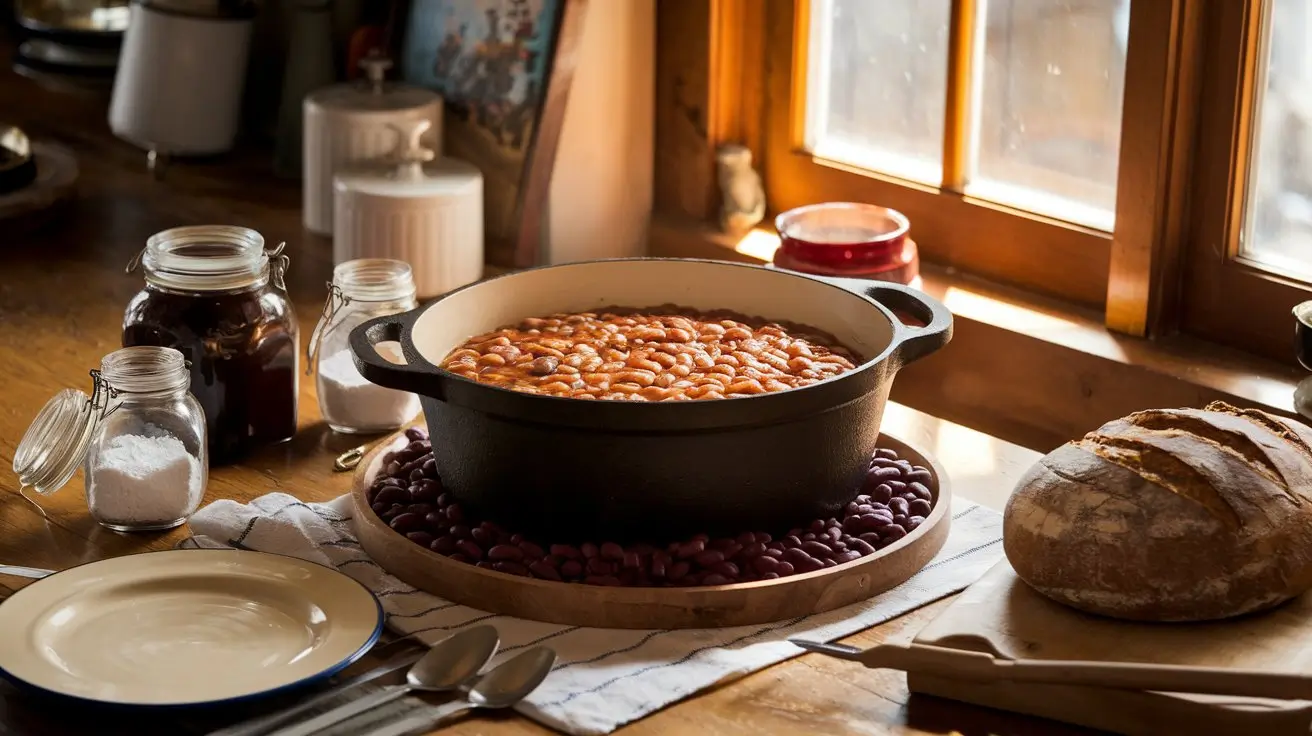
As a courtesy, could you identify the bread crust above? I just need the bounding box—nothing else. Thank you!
[1004,402,1312,622]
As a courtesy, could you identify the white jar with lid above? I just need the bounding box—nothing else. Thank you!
[12,346,208,532]
[304,55,443,236]
[307,259,422,434]
[334,119,484,299]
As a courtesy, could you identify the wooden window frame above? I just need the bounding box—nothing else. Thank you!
[1180,0,1311,363]
[654,0,1215,339]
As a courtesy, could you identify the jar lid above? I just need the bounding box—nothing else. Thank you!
[12,347,190,498]
[333,119,482,200]
[13,387,103,497]
[307,55,440,114]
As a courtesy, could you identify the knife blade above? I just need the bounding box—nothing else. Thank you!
[206,647,427,736]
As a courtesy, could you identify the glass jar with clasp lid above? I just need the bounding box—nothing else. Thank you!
[122,225,299,464]
[308,258,421,434]
[12,346,208,532]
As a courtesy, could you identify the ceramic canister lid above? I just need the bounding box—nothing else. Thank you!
[333,119,482,201]
[305,55,439,115]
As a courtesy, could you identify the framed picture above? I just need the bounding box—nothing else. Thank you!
[398,0,588,268]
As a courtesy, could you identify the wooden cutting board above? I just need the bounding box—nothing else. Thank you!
[907,561,1312,735]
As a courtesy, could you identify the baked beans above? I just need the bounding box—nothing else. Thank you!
[439,306,860,400]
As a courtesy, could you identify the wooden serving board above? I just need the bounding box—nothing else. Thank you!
[908,561,1312,735]
[352,427,951,629]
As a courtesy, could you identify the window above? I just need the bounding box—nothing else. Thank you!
[805,0,1129,231]
[655,0,1312,364]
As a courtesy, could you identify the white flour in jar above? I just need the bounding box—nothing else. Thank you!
[89,433,203,525]
[318,347,421,430]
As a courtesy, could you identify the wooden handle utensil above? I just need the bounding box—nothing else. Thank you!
[791,639,1312,700]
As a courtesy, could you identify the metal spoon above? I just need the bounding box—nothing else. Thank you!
[359,647,558,736]
[267,625,500,736]
[0,565,53,579]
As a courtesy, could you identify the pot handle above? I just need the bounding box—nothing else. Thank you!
[348,311,438,396]
[821,277,953,366]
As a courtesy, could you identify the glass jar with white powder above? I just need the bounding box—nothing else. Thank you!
[308,259,421,433]
[12,346,208,532]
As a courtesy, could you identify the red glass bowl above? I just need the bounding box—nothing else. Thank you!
[773,203,918,284]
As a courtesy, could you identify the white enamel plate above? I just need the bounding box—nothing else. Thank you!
[0,549,382,706]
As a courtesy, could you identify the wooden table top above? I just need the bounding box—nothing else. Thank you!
[0,55,1081,736]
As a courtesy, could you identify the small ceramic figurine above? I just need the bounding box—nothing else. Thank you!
[716,143,766,235]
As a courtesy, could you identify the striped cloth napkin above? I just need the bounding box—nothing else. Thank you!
[184,493,1003,735]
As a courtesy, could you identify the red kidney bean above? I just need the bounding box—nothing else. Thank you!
[373,486,408,507]
[834,550,862,564]
[763,547,785,558]
[455,540,484,560]
[385,460,402,476]
[410,481,439,503]
[892,514,908,527]
[405,504,435,519]
[870,484,893,504]
[801,532,817,542]
[800,540,832,558]
[736,531,757,546]
[676,539,705,559]
[702,574,731,586]
[488,544,524,561]
[600,542,625,561]
[545,544,577,560]
[445,504,466,523]
[530,561,562,581]
[874,447,898,460]
[806,519,825,534]
[560,559,584,578]
[422,457,437,475]
[796,556,825,573]
[868,466,901,482]
[906,515,925,531]
[389,513,423,534]
[650,558,667,578]
[885,480,907,494]
[870,457,899,468]
[753,556,780,575]
[737,542,766,561]
[710,561,739,578]
[622,551,641,569]
[449,553,470,564]
[492,561,530,576]
[881,525,908,543]
[782,547,812,566]
[408,469,425,483]
[858,532,883,546]
[370,502,388,516]
[406,531,435,547]
[831,541,847,552]
[432,536,457,555]
[695,549,725,567]
[888,497,910,516]
[580,542,599,559]
[909,499,933,517]
[436,492,451,507]
[517,542,544,560]
[821,558,837,568]
[668,560,691,580]
[587,558,616,576]
[825,527,842,543]
[759,572,780,580]
[775,560,796,576]
[509,533,525,544]
[404,427,427,441]
[847,537,876,555]
[908,483,933,503]
[448,524,471,539]
[470,527,494,545]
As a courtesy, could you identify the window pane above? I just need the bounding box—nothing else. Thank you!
[804,0,950,185]
[968,0,1130,231]
[1243,0,1312,278]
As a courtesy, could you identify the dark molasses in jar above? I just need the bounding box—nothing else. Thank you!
[122,226,299,464]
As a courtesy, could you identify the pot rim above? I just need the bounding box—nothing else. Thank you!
[357,257,946,431]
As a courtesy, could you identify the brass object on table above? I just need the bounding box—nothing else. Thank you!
[0,125,37,194]
[333,443,370,472]
[15,0,131,36]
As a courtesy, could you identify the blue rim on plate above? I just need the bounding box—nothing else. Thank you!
[0,548,384,709]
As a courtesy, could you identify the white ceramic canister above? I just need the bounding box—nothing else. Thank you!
[334,119,483,300]
[109,1,255,157]
[303,55,442,236]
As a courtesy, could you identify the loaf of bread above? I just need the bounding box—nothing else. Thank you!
[1004,401,1312,622]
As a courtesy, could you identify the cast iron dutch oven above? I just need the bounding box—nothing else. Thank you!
[350,258,951,542]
